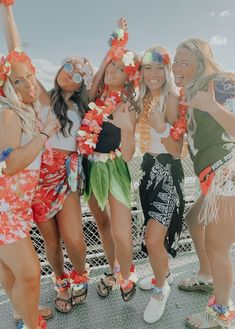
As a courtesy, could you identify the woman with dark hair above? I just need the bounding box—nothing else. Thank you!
[1,2,94,313]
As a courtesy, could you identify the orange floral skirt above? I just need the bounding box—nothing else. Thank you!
[0,170,39,246]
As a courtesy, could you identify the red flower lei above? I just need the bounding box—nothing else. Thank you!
[77,87,122,156]
[170,89,188,140]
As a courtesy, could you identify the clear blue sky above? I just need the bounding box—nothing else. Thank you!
[0,0,234,88]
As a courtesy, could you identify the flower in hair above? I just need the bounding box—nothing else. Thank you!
[108,28,128,48]
[1,0,15,6]
[0,48,35,96]
[143,51,170,65]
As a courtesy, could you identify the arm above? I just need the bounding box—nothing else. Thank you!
[188,80,235,137]
[161,93,183,157]
[0,4,21,51]
[0,109,59,176]
[88,18,128,101]
[109,103,136,162]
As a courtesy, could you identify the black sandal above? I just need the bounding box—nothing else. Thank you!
[97,272,116,298]
[120,282,136,302]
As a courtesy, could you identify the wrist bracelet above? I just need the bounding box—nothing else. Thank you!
[40,131,49,140]
[158,123,172,139]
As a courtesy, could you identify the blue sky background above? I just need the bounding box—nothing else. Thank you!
[0,0,234,88]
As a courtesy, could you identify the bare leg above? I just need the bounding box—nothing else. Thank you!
[88,195,116,270]
[108,193,133,280]
[205,196,235,305]
[57,192,86,274]
[186,194,212,278]
[145,219,168,289]
[36,218,64,277]
[0,237,40,329]
[36,218,70,311]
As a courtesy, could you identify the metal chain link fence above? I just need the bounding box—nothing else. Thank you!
[31,150,197,277]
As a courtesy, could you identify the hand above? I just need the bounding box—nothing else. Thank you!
[42,109,61,138]
[148,109,166,133]
[108,103,133,132]
[187,80,217,114]
[117,17,128,33]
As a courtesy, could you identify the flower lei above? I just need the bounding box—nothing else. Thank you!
[0,48,36,96]
[142,50,170,65]
[170,89,188,140]
[77,87,122,156]
[107,28,141,87]
[1,0,15,6]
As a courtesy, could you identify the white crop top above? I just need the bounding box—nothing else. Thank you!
[45,108,82,152]
[147,127,168,154]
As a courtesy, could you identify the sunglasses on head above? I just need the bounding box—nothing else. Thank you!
[62,62,83,84]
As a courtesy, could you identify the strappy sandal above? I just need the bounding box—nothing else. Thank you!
[14,305,53,324]
[54,295,73,314]
[178,275,213,293]
[97,272,116,298]
[70,269,89,305]
[53,273,72,314]
[120,281,136,302]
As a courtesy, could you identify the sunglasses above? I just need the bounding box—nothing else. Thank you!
[62,62,83,84]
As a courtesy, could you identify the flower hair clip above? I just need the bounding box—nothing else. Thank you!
[143,51,170,65]
[108,28,128,48]
[1,0,15,6]
[122,51,141,87]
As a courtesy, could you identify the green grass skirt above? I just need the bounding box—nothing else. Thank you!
[83,156,131,211]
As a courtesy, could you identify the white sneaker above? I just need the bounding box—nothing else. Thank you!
[143,282,171,323]
[139,272,173,290]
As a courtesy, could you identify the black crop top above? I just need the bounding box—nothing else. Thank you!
[95,116,121,153]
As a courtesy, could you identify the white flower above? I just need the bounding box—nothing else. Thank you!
[115,28,125,40]
[78,130,87,137]
[99,154,109,162]
[0,161,7,176]
[88,102,96,110]
[122,51,135,67]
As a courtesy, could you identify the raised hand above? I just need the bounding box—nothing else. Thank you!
[42,109,61,138]
[117,17,128,33]
[108,102,133,131]
[188,80,217,114]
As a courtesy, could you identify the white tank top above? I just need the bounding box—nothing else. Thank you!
[147,127,168,154]
[47,108,82,151]
[21,132,42,170]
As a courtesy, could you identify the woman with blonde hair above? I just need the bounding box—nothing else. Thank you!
[172,38,235,328]
[0,38,59,329]
[136,45,184,323]
[1,1,95,313]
